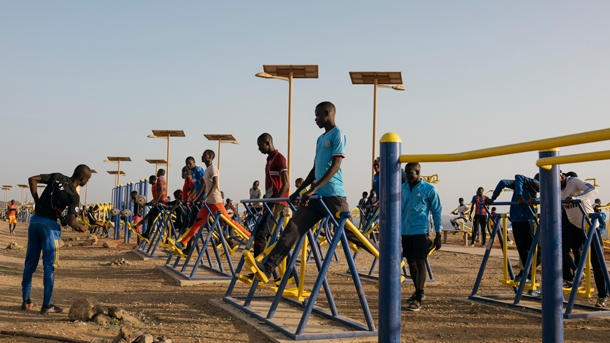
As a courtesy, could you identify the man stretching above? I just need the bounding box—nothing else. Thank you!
[7,200,18,235]
[253,133,290,257]
[401,163,442,311]
[485,174,541,295]
[22,165,91,314]
[247,101,379,283]
[174,150,249,253]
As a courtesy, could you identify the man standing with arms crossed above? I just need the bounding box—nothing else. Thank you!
[22,165,91,314]
[253,133,290,257]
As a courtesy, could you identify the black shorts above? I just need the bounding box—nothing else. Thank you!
[402,234,430,260]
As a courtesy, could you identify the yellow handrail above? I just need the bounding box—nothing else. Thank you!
[536,150,610,170]
[399,128,610,163]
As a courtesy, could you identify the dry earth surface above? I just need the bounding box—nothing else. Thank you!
[1,222,609,342]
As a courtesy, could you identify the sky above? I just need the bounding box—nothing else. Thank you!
[1,1,610,214]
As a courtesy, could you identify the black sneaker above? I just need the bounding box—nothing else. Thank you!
[406,300,422,312]
[40,304,63,314]
[562,280,573,289]
[21,299,35,311]
[406,293,426,302]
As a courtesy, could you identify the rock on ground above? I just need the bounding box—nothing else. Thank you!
[68,297,103,321]
[108,307,125,319]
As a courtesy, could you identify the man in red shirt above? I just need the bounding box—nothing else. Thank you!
[253,133,290,256]
[139,169,169,240]
[182,166,194,202]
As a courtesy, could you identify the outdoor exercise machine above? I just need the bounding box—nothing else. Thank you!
[470,201,610,317]
[110,179,148,243]
[162,201,252,281]
[223,196,378,340]
[377,127,610,342]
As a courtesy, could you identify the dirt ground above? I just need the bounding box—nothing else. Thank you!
[1,222,609,342]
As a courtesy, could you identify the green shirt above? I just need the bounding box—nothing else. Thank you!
[299,187,309,196]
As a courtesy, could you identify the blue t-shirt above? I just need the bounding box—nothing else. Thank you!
[314,127,347,197]
[190,166,205,195]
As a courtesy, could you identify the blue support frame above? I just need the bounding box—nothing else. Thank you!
[468,200,610,319]
[223,196,377,341]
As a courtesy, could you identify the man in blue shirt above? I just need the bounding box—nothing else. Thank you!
[185,156,206,229]
[401,162,443,311]
[485,174,541,291]
[246,101,379,283]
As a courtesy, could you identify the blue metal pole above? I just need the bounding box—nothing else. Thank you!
[379,133,402,343]
[539,149,562,342]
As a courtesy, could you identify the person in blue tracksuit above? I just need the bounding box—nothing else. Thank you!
[21,165,91,314]
[401,162,442,311]
[485,174,541,294]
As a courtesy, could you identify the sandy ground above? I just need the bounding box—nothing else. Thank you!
[1,222,609,342]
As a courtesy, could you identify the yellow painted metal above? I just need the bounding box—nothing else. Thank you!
[499,214,510,285]
[537,150,610,170]
[380,132,402,143]
[399,128,610,163]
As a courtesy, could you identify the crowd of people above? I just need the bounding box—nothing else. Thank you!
[11,100,609,318]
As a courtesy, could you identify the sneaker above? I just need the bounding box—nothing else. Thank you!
[406,293,427,302]
[527,289,541,297]
[406,300,422,311]
[470,243,475,247]
[595,297,608,308]
[21,300,35,311]
[480,243,486,247]
[562,280,573,289]
[40,304,63,314]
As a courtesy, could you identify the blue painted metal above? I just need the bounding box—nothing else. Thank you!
[378,137,401,343]
[223,196,377,340]
[539,149,563,343]
[469,198,610,321]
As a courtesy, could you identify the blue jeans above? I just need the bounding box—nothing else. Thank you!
[21,215,61,305]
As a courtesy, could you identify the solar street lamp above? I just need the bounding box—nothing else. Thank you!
[256,65,318,183]
[350,71,405,185]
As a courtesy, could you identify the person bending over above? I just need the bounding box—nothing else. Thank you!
[247,101,379,283]
[401,162,442,311]
[485,174,540,295]
[22,165,90,314]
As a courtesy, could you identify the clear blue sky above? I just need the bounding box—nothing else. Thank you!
[2,1,610,212]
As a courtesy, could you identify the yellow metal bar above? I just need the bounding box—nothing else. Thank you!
[399,128,610,163]
[537,150,610,170]
[298,234,308,298]
[345,219,379,259]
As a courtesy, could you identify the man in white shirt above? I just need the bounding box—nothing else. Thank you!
[559,174,607,308]
[450,198,469,230]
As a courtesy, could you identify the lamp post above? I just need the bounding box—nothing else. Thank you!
[350,72,405,185]
[256,65,318,183]
[148,130,186,193]
[203,134,239,170]
[83,169,97,206]
[2,186,11,208]
[104,157,131,187]
[145,159,171,176]
[17,184,28,207]
[107,171,127,188]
